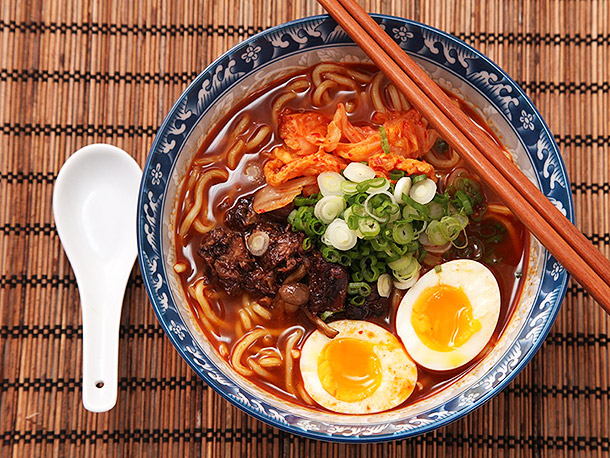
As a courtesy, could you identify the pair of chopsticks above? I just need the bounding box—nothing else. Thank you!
[318,0,610,314]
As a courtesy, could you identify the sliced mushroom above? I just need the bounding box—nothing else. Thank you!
[278,283,310,306]
[303,309,339,339]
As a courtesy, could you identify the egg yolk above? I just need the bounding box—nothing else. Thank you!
[317,337,382,402]
[411,285,482,352]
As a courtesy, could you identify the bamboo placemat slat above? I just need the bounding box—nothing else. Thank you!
[1,0,608,456]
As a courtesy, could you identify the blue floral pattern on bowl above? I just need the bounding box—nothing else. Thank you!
[137,15,573,442]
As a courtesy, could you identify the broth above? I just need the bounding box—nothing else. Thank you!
[174,63,529,412]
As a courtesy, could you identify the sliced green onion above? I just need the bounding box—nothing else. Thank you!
[402,195,430,219]
[389,170,405,181]
[343,162,376,183]
[393,176,412,204]
[359,243,372,256]
[352,271,364,282]
[246,231,270,256]
[320,245,341,263]
[323,219,357,251]
[358,217,381,238]
[393,275,419,290]
[363,263,382,282]
[352,193,368,205]
[343,207,357,230]
[411,174,427,184]
[350,203,367,217]
[402,205,419,221]
[288,207,310,229]
[340,180,359,195]
[364,191,397,223]
[449,176,483,206]
[307,218,326,236]
[338,253,353,266]
[393,280,415,290]
[379,126,390,154]
[453,189,473,215]
[319,311,335,321]
[377,273,392,297]
[294,194,320,206]
[317,171,345,197]
[367,178,391,195]
[409,178,437,205]
[406,241,420,253]
[424,221,460,247]
[393,268,420,283]
[412,219,428,235]
[357,177,388,194]
[302,237,314,251]
[440,214,469,241]
[392,221,414,244]
[388,254,416,272]
[347,282,372,296]
[384,252,401,263]
[314,195,346,223]
[389,255,421,283]
[350,295,366,306]
[347,215,360,232]
[358,255,382,283]
[433,192,450,206]
[370,237,389,252]
[425,220,449,245]
[427,201,444,220]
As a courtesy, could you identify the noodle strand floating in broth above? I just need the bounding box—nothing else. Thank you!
[180,168,229,237]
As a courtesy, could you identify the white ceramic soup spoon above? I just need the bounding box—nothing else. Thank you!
[53,144,142,412]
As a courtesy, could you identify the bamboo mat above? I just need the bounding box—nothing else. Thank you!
[1,0,608,456]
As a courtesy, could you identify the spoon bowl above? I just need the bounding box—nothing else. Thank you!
[53,143,142,412]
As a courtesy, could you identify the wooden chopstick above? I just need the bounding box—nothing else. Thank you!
[317,0,610,314]
[337,0,610,288]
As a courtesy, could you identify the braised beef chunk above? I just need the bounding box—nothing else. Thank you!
[199,207,308,297]
[308,254,348,314]
[198,227,254,295]
[199,226,281,296]
[201,196,355,314]
[258,224,304,273]
[224,197,260,231]
[242,267,279,296]
[337,291,389,320]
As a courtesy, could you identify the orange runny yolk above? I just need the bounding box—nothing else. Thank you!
[317,337,382,402]
[411,285,482,352]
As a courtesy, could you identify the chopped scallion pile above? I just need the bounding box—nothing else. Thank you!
[288,161,478,303]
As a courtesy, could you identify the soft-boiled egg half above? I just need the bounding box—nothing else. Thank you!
[396,259,501,371]
[300,320,417,414]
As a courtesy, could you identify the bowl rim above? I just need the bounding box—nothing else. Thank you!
[137,13,572,443]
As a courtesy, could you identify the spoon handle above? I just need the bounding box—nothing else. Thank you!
[78,277,127,412]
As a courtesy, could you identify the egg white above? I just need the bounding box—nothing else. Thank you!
[300,320,417,414]
[395,259,501,371]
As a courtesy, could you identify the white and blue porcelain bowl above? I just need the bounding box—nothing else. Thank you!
[137,15,572,442]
